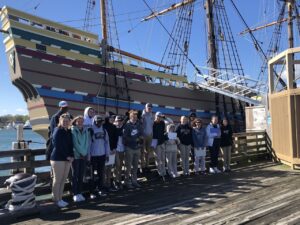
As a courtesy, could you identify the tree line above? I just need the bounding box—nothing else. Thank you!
[0,114,29,126]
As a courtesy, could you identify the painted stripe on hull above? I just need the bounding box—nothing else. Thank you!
[21,66,216,104]
[34,87,242,119]
[16,46,146,81]
[11,27,101,57]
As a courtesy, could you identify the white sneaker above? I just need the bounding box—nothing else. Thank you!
[56,200,65,208]
[60,200,69,207]
[214,167,221,173]
[209,167,215,174]
[73,195,81,202]
[57,200,68,208]
[90,194,96,199]
[78,194,85,201]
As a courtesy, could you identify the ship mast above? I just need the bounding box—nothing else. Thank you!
[205,0,220,115]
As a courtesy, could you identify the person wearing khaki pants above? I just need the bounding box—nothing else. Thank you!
[153,112,167,179]
[220,118,233,172]
[50,113,74,208]
[114,116,125,189]
[141,103,154,172]
[176,116,193,176]
[123,110,143,189]
[50,161,71,202]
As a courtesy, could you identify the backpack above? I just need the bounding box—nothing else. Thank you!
[45,137,54,161]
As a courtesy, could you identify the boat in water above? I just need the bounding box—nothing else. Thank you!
[23,120,32,130]
[0,0,248,138]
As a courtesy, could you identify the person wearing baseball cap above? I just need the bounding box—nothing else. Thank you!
[49,100,72,138]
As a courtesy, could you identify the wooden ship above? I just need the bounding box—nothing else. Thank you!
[0,0,248,138]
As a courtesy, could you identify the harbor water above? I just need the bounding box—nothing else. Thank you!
[0,129,47,176]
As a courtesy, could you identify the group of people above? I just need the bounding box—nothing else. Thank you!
[48,101,233,208]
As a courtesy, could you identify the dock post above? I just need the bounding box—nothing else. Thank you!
[11,124,28,174]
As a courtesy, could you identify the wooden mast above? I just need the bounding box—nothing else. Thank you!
[287,0,295,86]
[100,0,107,40]
[205,0,220,116]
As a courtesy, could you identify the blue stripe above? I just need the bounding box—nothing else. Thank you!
[36,88,226,118]
[11,27,101,57]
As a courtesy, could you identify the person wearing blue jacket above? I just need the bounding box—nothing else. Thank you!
[71,115,89,203]
[50,113,74,208]
[192,118,207,174]
[88,115,110,199]
[206,115,222,174]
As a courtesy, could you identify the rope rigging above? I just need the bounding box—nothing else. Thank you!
[160,2,195,75]
[142,0,203,76]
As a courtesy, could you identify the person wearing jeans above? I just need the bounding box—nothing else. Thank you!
[50,113,74,208]
[176,116,193,176]
[206,115,222,174]
[220,118,233,172]
[123,110,143,189]
[71,115,89,202]
[192,118,207,174]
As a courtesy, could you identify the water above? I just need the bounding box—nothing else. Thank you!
[0,129,47,176]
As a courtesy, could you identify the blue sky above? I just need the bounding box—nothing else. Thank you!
[0,0,288,115]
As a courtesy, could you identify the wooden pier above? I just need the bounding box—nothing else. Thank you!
[1,131,298,224]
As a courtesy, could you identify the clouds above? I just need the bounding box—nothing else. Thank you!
[0,108,28,116]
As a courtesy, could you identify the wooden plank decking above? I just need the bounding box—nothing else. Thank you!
[1,160,300,225]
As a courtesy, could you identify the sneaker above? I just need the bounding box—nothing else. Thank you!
[209,167,216,174]
[61,200,69,207]
[56,200,66,208]
[58,200,68,207]
[90,194,96,200]
[78,194,85,201]
[73,195,81,203]
[214,167,221,173]
[98,191,107,197]
[132,182,141,188]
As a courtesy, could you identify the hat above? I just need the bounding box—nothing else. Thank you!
[155,111,163,117]
[189,112,196,118]
[58,101,68,108]
[115,115,123,122]
[145,103,152,108]
[94,115,104,122]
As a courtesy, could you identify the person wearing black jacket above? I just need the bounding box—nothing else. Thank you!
[176,116,193,176]
[152,112,167,179]
[220,118,233,172]
[103,114,118,191]
[50,113,74,208]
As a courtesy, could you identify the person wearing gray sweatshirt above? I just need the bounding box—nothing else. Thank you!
[88,115,110,199]
[141,103,154,172]
[123,110,143,189]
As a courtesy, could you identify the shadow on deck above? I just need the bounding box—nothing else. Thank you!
[2,160,300,224]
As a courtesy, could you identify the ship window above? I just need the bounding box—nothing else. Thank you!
[18,17,30,25]
[31,22,43,29]
[8,15,19,22]
[72,34,81,40]
[46,26,56,32]
[36,44,46,52]
[58,29,70,36]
